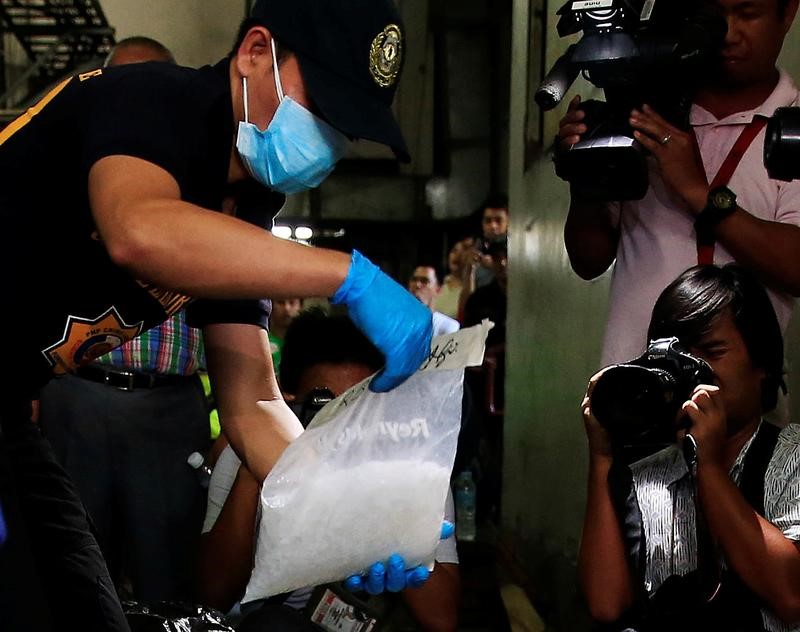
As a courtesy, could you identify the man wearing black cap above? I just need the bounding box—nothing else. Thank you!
[0,1,432,629]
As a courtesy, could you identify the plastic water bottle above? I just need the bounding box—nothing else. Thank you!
[454,470,477,541]
[187,451,212,489]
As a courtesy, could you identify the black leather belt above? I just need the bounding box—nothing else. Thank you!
[75,365,196,391]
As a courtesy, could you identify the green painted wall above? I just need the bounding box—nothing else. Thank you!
[503,3,800,629]
[779,22,800,411]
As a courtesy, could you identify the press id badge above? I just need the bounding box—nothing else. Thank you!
[309,588,379,632]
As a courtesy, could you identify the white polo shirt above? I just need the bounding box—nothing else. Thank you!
[602,70,800,366]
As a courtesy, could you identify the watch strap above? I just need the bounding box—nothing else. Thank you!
[692,117,766,265]
[695,186,737,245]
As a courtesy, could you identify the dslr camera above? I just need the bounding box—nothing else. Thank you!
[537,0,726,201]
[289,386,335,428]
[764,107,800,181]
[590,337,714,450]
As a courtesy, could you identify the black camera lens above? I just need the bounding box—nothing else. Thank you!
[289,387,335,428]
[591,365,679,442]
[765,107,800,181]
[587,341,713,456]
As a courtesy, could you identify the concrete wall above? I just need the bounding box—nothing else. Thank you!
[503,3,800,629]
[100,0,244,68]
[503,4,603,627]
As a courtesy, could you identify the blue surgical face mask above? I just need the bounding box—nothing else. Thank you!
[235,39,350,194]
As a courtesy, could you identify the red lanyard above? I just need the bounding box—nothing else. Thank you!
[692,117,767,265]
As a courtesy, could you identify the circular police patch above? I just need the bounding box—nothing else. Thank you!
[370,24,403,88]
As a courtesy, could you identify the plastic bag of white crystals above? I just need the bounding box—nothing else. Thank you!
[243,320,492,601]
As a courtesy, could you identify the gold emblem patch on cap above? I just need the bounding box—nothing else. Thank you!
[370,24,403,88]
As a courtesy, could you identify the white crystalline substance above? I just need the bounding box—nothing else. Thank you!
[244,460,451,601]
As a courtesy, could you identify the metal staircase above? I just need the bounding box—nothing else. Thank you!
[0,0,115,120]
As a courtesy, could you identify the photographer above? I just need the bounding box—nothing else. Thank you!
[458,194,509,308]
[562,0,800,367]
[578,264,800,631]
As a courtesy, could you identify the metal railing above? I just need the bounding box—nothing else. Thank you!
[0,0,114,117]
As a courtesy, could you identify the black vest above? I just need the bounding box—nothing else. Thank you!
[607,422,782,632]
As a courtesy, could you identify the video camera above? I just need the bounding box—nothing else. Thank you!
[536,0,727,201]
[765,107,800,181]
[590,337,714,451]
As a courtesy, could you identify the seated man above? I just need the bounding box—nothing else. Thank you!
[199,309,460,632]
[407,265,460,338]
[579,264,800,631]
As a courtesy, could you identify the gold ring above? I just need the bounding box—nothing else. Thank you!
[660,134,672,145]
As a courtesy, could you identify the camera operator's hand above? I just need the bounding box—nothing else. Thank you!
[680,384,726,466]
[629,105,709,215]
[558,95,587,150]
[582,369,613,459]
[457,238,480,279]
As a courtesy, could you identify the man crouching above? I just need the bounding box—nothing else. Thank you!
[579,264,800,631]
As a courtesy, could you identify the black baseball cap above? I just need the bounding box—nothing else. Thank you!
[250,0,410,162]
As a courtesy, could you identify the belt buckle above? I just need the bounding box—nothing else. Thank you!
[107,370,136,392]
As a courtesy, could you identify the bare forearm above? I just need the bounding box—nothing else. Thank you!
[564,200,619,280]
[712,210,800,296]
[204,325,303,482]
[401,562,460,632]
[699,463,800,623]
[217,405,299,483]
[197,466,260,611]
[578,455,634,621]
[105,199,350,299]
[457,267,476,321]
[89,156,351,300]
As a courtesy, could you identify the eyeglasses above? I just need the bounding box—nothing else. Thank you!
[409,276,433,285]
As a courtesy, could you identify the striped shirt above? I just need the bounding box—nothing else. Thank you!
[95,309,205,376]
[630,423,800,632]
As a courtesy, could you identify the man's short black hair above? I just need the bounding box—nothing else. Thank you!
[279,308,384,395]
[229,17,290,60]
[410,264,442,284]
[107,36,175,65]
[647,264,784,412]
[481,192,509,213]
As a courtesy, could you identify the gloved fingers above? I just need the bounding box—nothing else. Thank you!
[369,326,433,393]
[335,249,434,395]
[441,520,455,540]
[345,557,432,594]
[385,553,407,592]
[369,370,405,393]
[364,561,386,595]
[344,574,364,592]
[405,566,431,589]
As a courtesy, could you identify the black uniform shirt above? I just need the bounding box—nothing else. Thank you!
[0,59,281,394]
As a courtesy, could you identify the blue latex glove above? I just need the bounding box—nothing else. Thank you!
[332,250,433,392]
[343,521,455,595]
